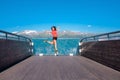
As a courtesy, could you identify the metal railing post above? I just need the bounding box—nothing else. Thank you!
[107,34,110,40]
[5,33,8,40]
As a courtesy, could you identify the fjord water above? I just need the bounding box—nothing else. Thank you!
[32,38,80,55]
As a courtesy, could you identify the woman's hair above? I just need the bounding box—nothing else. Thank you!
[51,26,57,31]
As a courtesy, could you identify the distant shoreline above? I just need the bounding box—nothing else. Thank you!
[32,38,81,40]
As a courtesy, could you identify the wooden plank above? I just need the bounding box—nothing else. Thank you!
[0,56,120,80]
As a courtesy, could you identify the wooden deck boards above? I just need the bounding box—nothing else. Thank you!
[0,56,120,80]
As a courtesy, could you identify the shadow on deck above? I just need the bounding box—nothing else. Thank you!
[0,56,120,80]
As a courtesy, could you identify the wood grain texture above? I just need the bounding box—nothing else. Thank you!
[0,39,33,72]
[0,56,120,80]
[80,40,120,71]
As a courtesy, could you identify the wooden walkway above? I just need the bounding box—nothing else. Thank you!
[0,56,120,80]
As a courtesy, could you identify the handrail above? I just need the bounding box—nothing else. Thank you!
[80,30,120,42]
[0,30,31,42]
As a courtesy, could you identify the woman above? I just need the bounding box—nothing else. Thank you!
[44,26,58,56]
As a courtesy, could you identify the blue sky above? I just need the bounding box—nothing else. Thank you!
[0,0,120,33]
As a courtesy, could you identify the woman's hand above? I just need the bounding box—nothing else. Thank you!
[46,31,51,34]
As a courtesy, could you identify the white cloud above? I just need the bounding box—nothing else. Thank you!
[12,31,18,34]
[87,25,92,28]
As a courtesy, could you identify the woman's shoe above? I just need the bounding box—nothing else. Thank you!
[55,50,58,56]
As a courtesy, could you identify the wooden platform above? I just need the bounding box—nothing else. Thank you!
[0,56,120,80]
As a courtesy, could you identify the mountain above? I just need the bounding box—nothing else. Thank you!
[13,30,95,39]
